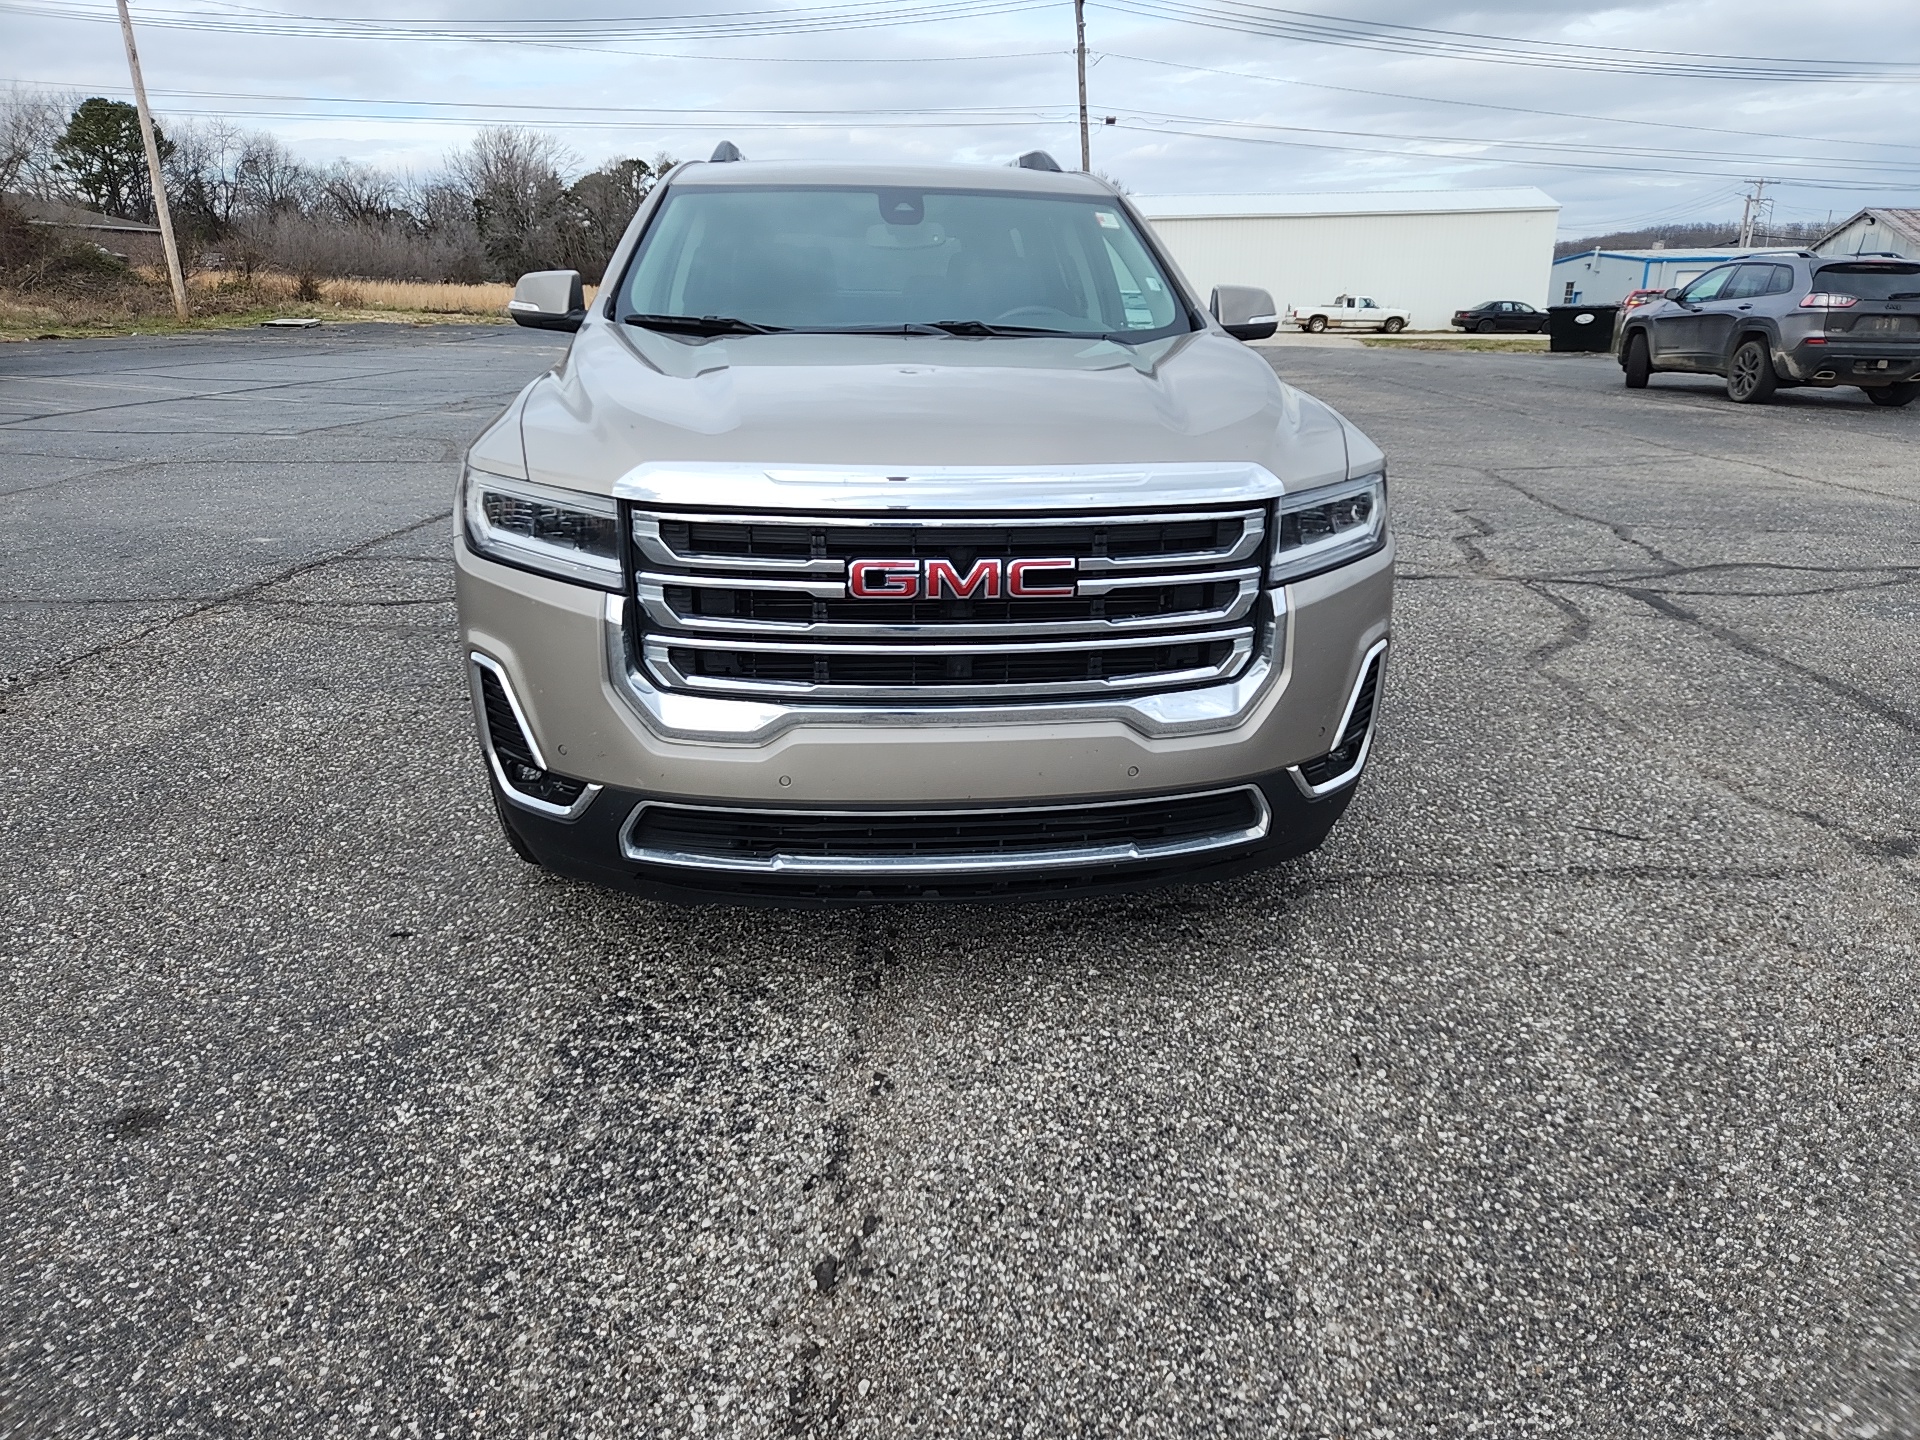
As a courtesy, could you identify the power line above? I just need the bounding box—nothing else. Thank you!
[1106,118,1920,192]
[0,81,1079,120]
[11,0,1920,80]
[1120,108,1920,177]
[23,75,1920,186]
[1096,0,1920,82]
[0,0,1058,42]
[1096,51,1920,156]
[1166,1,1920,70]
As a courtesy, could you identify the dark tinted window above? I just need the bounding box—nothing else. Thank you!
[1812,263,1920,300]
[1723,265,1773,300]
[621,186,1190,338]
[1679,267,1735,303]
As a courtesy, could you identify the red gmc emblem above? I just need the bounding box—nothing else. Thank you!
[846,557,1077,600]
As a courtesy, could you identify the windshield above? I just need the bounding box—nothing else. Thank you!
[617,185,1192,339]
[1812,263,1920,300]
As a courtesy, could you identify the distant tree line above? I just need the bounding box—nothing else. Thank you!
[1,85,673,284]
[1554,218,1834,258]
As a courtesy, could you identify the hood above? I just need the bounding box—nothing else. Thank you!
[512,321,1356,500]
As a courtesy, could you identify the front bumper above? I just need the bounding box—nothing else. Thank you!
[456,531,1392,900]
[490,766,1360,904]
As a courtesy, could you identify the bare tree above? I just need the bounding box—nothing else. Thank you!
[448,126,575,280]
[164,117,250,248]
[235,133,313,216]
[0,85,77,198]
[318,161,400,225]
[561,156,658,279]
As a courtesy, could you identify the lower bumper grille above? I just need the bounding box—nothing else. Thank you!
[621,787,1271,876]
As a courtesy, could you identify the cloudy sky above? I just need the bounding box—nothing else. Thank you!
[6,0,1919,236]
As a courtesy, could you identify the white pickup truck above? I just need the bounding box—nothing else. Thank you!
[1287,295,1410,334]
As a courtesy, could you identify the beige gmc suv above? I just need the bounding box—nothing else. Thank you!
[459,149,1393,902]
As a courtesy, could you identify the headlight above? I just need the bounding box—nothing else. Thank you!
[1271,471,1387,584]
[462,468,621,590]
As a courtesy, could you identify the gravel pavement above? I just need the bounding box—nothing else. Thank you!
[2,326,1916,1439]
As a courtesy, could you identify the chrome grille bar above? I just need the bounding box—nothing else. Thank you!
[629,504,1269,702]
[636,571,1261,639]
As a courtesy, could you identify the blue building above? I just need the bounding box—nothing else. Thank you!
[1550,247,1780,306]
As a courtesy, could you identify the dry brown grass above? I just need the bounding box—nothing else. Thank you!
[1,265,599,340]
[188,272,596,316]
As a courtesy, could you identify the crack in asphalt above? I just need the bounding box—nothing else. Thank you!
[1484,467,1679,570]
[1396,466,1920,872]
[1611,583,1920,739]
[1444,465,1920,741]
[0,509,453,698]
[1326,359,1920,507]
[0,362,441,428]
[1313,863,1821,885]
[784,911,899,1437]
[1,594,453,608]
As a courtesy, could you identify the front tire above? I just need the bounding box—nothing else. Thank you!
[1623,331,1651,388]
[1866,383,1918,408]
[1726,338,1778,404]
[1382,317,1406,333]
[1305,315,1327,333]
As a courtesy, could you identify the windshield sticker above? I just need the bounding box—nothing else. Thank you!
[1094,210,1121,229]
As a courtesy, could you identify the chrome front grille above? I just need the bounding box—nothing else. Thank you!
[630,506,1268,702]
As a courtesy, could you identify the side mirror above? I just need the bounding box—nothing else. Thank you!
[1210,285,1278,342]
[508,270,586,332]
[1662,288,1682,301]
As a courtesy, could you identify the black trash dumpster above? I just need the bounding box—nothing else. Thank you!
[1548,303,1620,352]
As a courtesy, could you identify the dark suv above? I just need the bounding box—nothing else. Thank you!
[1616,252,1920,406]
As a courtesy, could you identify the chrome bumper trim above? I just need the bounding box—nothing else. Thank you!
[470,651,603,821]
[602,589,1290,746]
[611,461,1288,515]
[1286,637,1388,799]
[618,786,1272,876]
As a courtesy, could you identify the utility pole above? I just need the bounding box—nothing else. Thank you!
[114,0,189,320]
[1075,0,1090,172]
[1738,178,1774,249]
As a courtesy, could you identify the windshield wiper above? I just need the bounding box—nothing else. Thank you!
[929,319,1083,337]
[780,323,951,336]
[1889,291,1920,300]
[772,321,1082,337]
[624,312,787,336]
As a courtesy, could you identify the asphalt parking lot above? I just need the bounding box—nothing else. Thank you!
[2,325,1916,1439]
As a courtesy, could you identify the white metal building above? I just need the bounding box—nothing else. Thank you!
[1131,188,1560,331]
[1551,247,1793,307]
[1814,207,1920,261]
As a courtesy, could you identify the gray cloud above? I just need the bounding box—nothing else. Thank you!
[6,0,1917,233]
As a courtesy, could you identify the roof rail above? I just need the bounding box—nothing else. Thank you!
[709,141,745,163]
[1015,150,1062,172]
